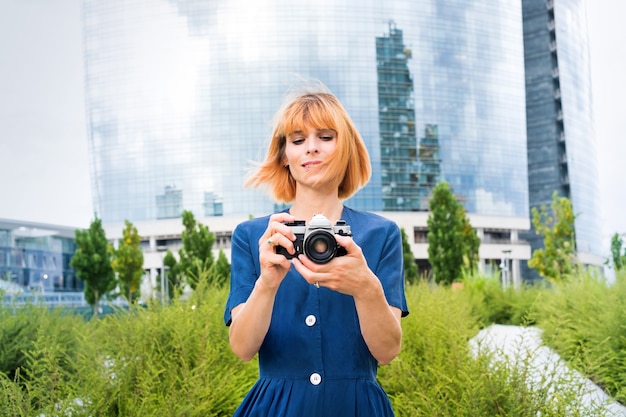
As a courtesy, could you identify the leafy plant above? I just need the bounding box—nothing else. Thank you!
[0,275,623,415]
[112,220,144,304]
[463,272,544,327]
[177,211,216,290]
[71,283,257,416]
[533,272,626,404]
[70,217,116,316]
[207,249,231,288]
[608,233,626,272]
[528,191,578,282]
[162,249,184,299]
[427,181,480,284]
[401,227,419,284]
[0,302,86,415]
[380,282,606,416]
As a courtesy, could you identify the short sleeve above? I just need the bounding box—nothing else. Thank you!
[374,220,409,317]
[223,218,267,326]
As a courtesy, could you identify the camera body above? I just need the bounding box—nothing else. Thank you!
[276,214,351,264]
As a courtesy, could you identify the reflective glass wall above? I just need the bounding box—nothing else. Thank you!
[83,0,528,223]
[522,0,601,270]
[0,221,81,292]
[553,0,600,255]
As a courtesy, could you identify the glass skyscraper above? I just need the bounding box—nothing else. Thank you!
[83,0,603,280]
[84,0,528,222]
[522,0,602,278]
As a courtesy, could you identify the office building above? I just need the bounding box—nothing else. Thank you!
[521,0,602,279]
[0,219,82,293]
[84,0,600,283]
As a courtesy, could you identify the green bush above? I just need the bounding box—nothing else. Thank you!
[533,271,626,404]
[0,302,86,415]
[379,282,607,416]
[463,273,545,327]
[0,304,84,383]
[0,276,622,416]
[73,283,257,416]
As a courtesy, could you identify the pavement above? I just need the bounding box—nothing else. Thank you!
[470,324,626,417]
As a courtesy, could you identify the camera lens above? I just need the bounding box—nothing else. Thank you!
[304,230,336,264]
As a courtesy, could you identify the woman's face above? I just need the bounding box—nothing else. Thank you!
[283,125,338,192]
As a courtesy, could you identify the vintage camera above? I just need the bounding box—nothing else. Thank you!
[276,214,352,264]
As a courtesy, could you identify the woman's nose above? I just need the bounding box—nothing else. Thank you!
[306,136,319,153]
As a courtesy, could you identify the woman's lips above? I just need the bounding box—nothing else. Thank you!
[302,161,322,170]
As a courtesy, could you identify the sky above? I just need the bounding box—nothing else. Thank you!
[0,0,624,258]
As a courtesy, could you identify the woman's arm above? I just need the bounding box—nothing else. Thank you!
[228,278,279,361]
[227,213,296,361]
[352,276,403,365]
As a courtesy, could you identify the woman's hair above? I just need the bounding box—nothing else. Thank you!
[245,84,371,202]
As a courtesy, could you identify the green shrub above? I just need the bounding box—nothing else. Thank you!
[0,302,87,415]
[0,304,83,382]
[379,282,607,416]
[463,273,545,327]
[0,371,27,417]
[0,276,622,416]
[533,271,626,404]
[73,283,257,416]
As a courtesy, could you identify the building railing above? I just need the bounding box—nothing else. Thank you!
[1,291,128,308]
[481,238,528,245]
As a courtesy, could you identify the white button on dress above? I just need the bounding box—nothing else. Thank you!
[305,314,317,326]
[309,373,322,385]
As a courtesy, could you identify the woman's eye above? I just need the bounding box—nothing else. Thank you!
[292,138,304,145]
[320,136,334,141]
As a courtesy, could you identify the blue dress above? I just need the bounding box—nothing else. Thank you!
[224,206,409,417]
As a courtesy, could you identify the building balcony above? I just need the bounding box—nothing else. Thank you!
[556,110,563,121]
[549,40,557,52]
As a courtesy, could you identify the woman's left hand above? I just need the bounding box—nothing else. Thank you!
[291,234,378,297]
[292,233,403,365]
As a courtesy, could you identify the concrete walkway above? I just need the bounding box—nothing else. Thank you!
[470,324,626,416]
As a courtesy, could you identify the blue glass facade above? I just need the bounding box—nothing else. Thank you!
[84,0,528,224]
[553,0,600,256]
[0,220,82,292]
[522,0,601,277]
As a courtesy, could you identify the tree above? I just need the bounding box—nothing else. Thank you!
[177,210,216,290]
[70,217,116,317]
[111,220,144,304]
[162,249,184,299]
[527,191,577,282]
[400,227,419,285]
[608,233,626,272]
[427,181,480,285]
[207,249,231,287]
[460,215,480,272]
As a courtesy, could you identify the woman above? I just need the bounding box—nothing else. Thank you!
[224,84,409,416]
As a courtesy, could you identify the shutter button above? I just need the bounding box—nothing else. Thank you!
[305,315,316,326]
[310,373,322,385]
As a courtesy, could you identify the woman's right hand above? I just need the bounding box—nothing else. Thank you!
[257,212,297,289]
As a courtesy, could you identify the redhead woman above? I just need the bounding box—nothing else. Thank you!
[224,84,408,417]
